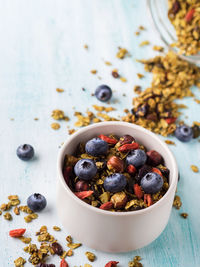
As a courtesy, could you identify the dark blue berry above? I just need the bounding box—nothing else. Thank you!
[141,172,163,194]
[27,193,47,212]
[126,149,147,168]
[85,138,108,156]
[74,159,97,180]
[95,85,112,102]
[16,144,34,161]
[175,125,193,142]
[104,173,127,193]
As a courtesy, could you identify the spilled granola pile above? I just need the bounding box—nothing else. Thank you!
[168,0,200,55]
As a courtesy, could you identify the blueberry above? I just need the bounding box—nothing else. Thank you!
[141,172,163,194]
[104,173,127,193]
[74,159,97,180]
[175,125,193,142]
[126,149,147,168]
[27,193,47,212]
[85,138,108,156]
[16,144,34,161]
[95,85,112,102]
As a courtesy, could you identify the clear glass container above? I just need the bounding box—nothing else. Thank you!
[147,0,200,65]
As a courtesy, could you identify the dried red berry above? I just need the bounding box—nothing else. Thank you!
[74,190,93,199]
[118,143,139,153]
[147,150,163,166]
[99,134,118,144]
[127,164,136,174]
[144,194,153,207]
[63,166,72,185]
[75,180,89,192]
[105,261,119,267]
[100,201,114,210]
[134,184,144,199]
[52,242,63,256]
[165,117,176,124]
[60,258,69,267]
[9,228,26,237]
[185,8,195,22]
[152,167,163,177]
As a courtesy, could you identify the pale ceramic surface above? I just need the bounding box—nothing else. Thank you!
[57,122,178,252]
[0,0,200,266]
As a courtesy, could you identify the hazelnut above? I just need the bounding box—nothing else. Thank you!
[75,181,89,192]
[111,192,128,209]
[119,134,135,145]
[107,156,124,173]
[146,150,163,166]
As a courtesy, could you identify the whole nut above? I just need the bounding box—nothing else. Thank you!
[107,156,124,172]
[146,150,163,166]
[75,181,89,192]
[111,192,128,209]
[119,135,135,145]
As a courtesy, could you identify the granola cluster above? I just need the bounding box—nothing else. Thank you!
[168,0,200,55]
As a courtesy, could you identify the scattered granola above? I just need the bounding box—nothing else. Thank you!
[168,0,200,55]
[120,77,127,83]
[14,257,26,267]
[122,51,200,136]
[116,47,128,59]
[139,40,150,47]
[53,226,61,231]
[56,88,64,93]
[190,165,199,173]
[128,256,143,267]
[173,195,182,209]
[51,122,60,130]
[165,140,175,145]
[84,44,88,49]
[137,73,144,79]
[180,212,188,219]
[4,212,12,220]
[85,251,96,262]
[91,70,97,74]
[153,45,164,52]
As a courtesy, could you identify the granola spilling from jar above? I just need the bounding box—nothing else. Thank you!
[63,134,170,212]
[168,0,200,55]
[122,51,200,136]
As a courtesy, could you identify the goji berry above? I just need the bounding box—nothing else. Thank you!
[9,228,26,237]
[152,168,163,177]
[165,117,176,124]
[134,184,143,199]
[105,261,119,267]
[63,166,72,185]
[60,258,69,267]
[144,194,153,207]
[99,134,118,144]
[118,142,139,152]
[127,164,136,174]
[100,201,113,210]
[185,8,195,22]
[74,190,93,200]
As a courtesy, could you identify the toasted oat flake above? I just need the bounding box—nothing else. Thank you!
[84,264,92,267]
[139,40,150,47]
[14,257,26,267]
[52,109,65,120]
[18,236,32,244]
[90,70,97,74]
[116,47,128,59]
[60,251,68,259]
[84,44,88,49]
[105,61,112,66]
[191,165,199,173]
[165,140,175,145]
[67,242,82,249]
[85,251,96,262]
[173,195,182,209]
[137,73,144,79]
[120,77,127,82]
[181,213,188,219]
[53,226,61,231]
[66,235,72,243]
[153,45,164,52]
[51,122,60,130]
[68,129,76,135]
[4,212,12,220]
[129,255,143,267]
[56,88,64,93]
[66,249,73,256]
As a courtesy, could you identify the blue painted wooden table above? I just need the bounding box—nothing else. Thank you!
[0,0,200,266]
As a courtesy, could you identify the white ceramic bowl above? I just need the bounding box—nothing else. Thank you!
[57,122,178,252]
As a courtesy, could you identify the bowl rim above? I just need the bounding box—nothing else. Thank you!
[57,121,178,217]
